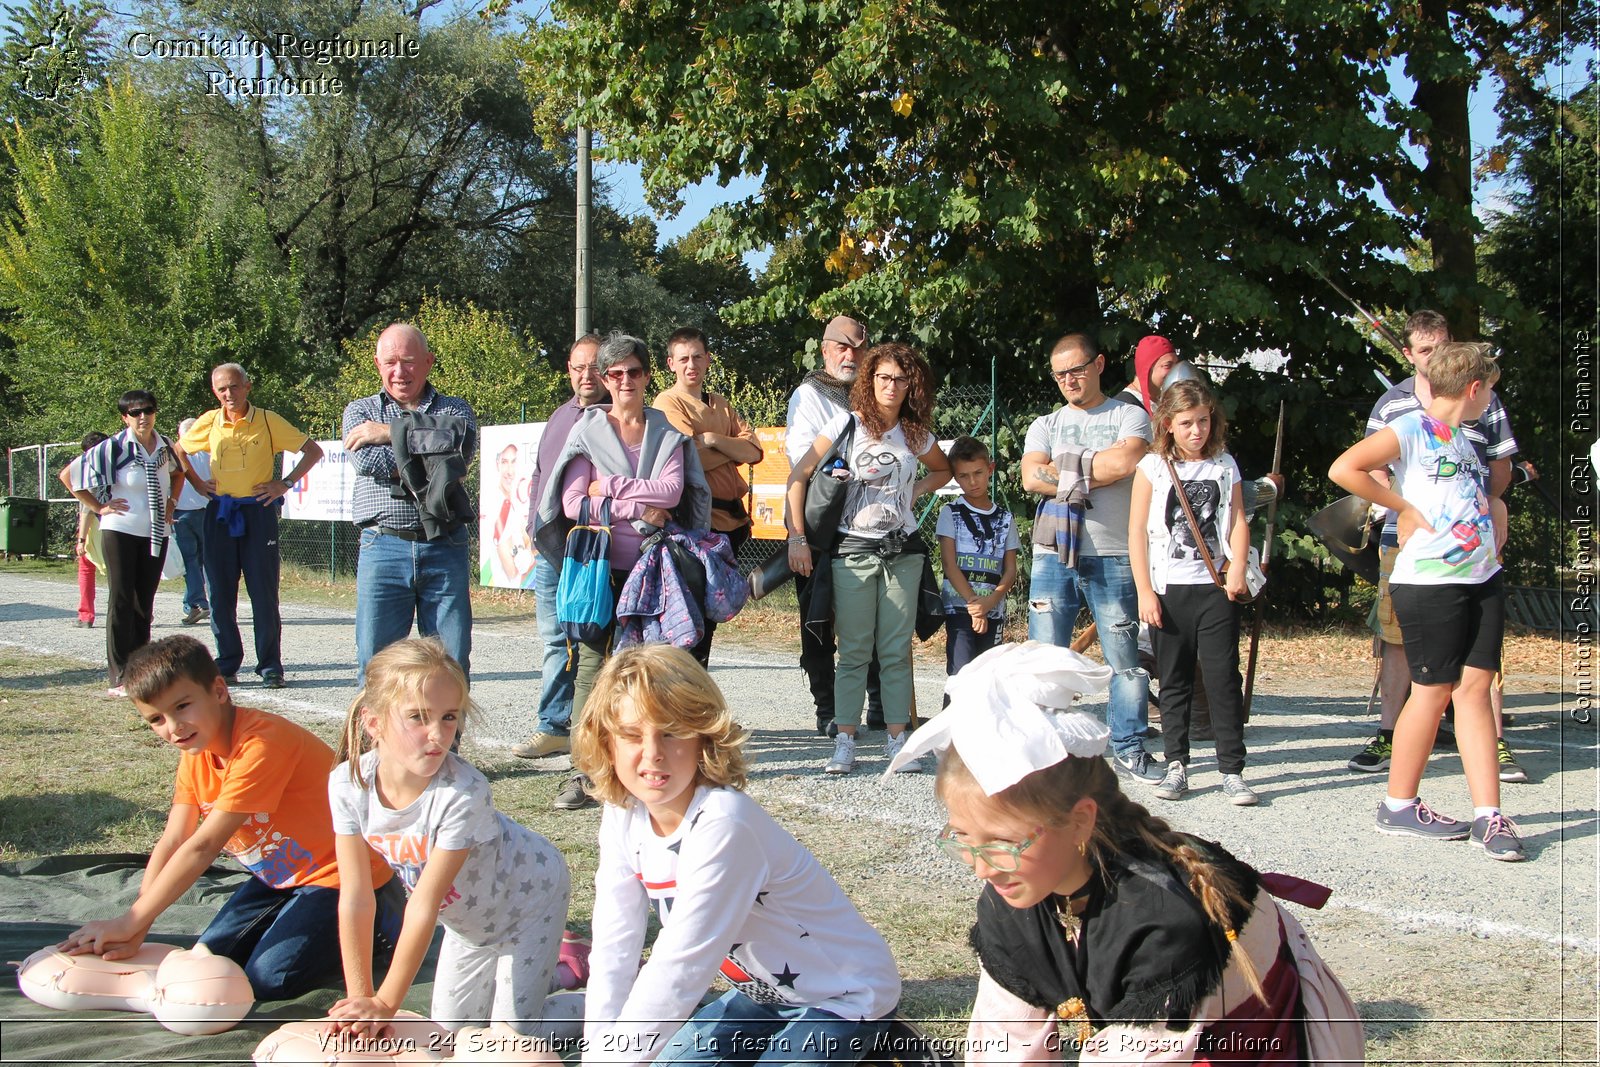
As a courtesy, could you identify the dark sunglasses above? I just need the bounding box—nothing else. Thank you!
[125,407,157,417]
[605,366,647,383]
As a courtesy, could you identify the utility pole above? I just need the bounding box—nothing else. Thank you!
[575,124,592,339]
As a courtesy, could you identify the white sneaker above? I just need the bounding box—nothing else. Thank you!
[885,731,922,773]
[824,733,857,774]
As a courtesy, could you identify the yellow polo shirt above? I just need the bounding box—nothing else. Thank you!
[179,406,311,498]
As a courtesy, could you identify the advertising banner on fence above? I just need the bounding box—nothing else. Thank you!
[281,441,352,523]
[478,422,545,590]
[747,426,791,540]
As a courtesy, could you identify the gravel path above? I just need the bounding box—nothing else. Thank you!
[3,570,1594,979]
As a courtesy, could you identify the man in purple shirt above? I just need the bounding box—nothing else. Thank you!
[513,334,606,759]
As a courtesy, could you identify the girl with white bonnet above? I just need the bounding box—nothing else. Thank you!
[888,642,1363,1065]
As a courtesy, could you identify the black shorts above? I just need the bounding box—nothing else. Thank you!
[1389,573,1505,686]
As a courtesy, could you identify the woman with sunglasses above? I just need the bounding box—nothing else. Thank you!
[888,643,1363,1064]
[63,391,188,696]
[533,334,711,798]
[786,341,949,775]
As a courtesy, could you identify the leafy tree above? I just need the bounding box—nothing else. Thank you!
[0,78,300,447]
[526,0,1442,380]
[1481,74,1596,558]
[135,1,576,366]
[1379,0,1595,339]
[303,295,567,436]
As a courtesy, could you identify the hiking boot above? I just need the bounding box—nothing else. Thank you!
[1153,761,1188,801]
[262,669,286,690]
[885,731,922,774]
[552,774,595,810]
[1113,748,1163,783]
[181,606,209,626]
[1347,734,1392,773]
[1221,774,1259,806]
[1496,739,1528,783]
[1374,798,1469,840]
[1471,812,1527,861]
[512,732,571,759]
[824,733,857,775]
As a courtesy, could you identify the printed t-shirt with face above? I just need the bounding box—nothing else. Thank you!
[1023,399,1151,556]
[1387,410,1500,586]
[936,500,1020,617]
[1135,452,1242,589]
[173,705,389,891]
[820,410,937,539]
[330,750,559,945]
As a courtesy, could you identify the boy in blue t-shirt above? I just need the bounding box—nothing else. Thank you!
[1330,342,1523,862]
[936,437,1020,687]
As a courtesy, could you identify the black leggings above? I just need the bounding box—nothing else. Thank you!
[1154,583,1247,774]
[101,529,166,685]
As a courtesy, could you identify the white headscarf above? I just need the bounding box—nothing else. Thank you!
[884,641,1112,794]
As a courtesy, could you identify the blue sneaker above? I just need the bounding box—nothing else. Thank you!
[1374,798,1469,840]
[1471,812,1527,861]
[1113,748,1163,783]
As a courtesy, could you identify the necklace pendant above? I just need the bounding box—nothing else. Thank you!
[1055,904,1081,941]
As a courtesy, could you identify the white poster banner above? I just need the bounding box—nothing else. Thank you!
[478,422,545,589]
[281,441,353,522]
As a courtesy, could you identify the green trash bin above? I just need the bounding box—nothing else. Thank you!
[0,496,48,557]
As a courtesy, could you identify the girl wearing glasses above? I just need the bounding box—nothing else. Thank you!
[573,645,900,1067]
[785,342,950,775]
[63,391,189,697]
[533,334,712,797]
[891,643,1361,1064]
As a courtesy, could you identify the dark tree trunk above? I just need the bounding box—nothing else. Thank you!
[1413,0,1480,339]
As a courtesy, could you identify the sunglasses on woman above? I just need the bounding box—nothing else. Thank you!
[605,366,648,383]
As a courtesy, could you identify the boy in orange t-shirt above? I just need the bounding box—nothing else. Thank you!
[60,636,403,999]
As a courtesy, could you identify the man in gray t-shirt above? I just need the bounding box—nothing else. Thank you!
[1021,333,1159,781]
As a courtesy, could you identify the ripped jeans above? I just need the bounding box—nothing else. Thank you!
[1027,552,1150,758]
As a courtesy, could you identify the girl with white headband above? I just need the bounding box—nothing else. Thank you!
[888,642,1362,1065]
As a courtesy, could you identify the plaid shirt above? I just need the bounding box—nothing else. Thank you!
[342,385,478,530]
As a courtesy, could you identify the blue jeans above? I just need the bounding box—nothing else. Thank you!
[355,525,473,685]
[172,508,208,612]
[533,554,575,734]
[199,875,404,1001]
[203,499,281,678]
[653,989,891,1067]
[1027,552,1149,756]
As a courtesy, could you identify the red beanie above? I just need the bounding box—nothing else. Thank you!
[1133,335,1177,414]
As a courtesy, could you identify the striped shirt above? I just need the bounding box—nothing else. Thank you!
[342,386,478,531]
[1365,375,1516,545]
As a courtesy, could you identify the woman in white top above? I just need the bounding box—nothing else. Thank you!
[785,342,949,775]
[65,390,185,695]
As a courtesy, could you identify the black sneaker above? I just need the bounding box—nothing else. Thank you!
[816,714,838,738]
[1433,723,1457,752]
[1347,734,1393,773]
[1471,812,1527,861]
[553,774,596,810]
[221,674,240,687]
[1113,748,1163,783]
[1374,798,1469,840]
[262,669,286,690]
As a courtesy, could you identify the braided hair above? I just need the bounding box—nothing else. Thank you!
[936,747,1266,1002]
